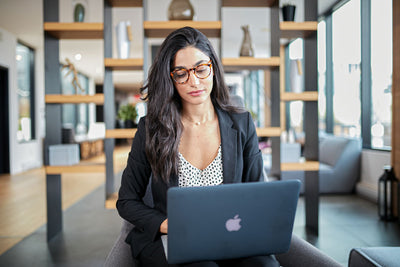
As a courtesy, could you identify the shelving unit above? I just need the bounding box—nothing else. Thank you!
[222,57,280,71]
[43,0,319,239]
[105,192,118,209]
[106,0,142,7]
[44,94,104,104]
[280,91,318,101]
[102,0,145,207]
[217,2,319,233]
[102,1,284,209]
[222,0,277,7]
[45,164,105,174]
[143,21,222,38]
[43,22,103,39]
[43,0,108,241]
[279,3,319,234]
[281,161,319,171]
[104,58,143,70]
[280,21,318,39]
[256,127,282,137]
[105,128,137,139]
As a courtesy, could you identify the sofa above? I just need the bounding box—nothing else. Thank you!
[281,134,362,193]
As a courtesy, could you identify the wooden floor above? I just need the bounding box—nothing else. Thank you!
[0,145,131,255]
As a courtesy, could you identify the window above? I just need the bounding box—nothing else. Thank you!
[371,0,392,149]
[332,0,361,138]
[16,42,35,142]
[318,0,392,150]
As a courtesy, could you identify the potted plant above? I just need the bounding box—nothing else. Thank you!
[117,104,137,128]
[281,2,296,22]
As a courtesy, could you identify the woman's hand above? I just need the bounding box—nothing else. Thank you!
[160,219,168,234]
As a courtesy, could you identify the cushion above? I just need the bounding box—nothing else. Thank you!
[349,247,400,267]
[319,136,349,167]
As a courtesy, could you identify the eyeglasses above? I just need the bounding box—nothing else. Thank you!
[170,60,212,84]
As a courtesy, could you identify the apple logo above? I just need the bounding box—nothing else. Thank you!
[225,214,242,232]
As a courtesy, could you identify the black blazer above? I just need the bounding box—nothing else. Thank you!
[117,107,264,257]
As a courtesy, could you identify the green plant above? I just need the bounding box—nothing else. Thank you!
[249,109,258,121]
[117,104,137,122]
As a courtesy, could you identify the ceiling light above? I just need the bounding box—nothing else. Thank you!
[74,53,82,61]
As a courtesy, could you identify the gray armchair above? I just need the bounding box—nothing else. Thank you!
[104,220,342,267]
[281,134,362,193]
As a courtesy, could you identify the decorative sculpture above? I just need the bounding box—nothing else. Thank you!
[61,58,84,94]
[239,25,254,57]
[168,0,195,20]
[116,21,133,59]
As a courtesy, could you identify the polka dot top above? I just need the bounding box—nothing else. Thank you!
[178,145,223,187]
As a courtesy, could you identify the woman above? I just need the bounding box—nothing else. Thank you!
[117,27,279,267]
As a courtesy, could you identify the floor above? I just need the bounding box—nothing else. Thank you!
[0,145,130,256]
[0,146,399,266]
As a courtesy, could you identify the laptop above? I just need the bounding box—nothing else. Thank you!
[164,180,301,264]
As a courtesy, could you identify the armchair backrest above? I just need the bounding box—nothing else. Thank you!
[319,135,361,167]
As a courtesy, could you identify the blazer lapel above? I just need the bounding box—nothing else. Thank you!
[216,108,237,184]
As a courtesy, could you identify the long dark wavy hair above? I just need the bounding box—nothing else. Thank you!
[141,27,243,183]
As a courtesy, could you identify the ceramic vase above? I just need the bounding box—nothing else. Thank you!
[74,3,85,22]
[239,25,254,57]
[282,5,296,21]
[116,21,132,59]
[168,0,195,20]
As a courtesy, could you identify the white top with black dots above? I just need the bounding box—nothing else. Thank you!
[178,145,223,187]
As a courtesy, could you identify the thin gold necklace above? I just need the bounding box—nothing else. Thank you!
[182,112,215,126]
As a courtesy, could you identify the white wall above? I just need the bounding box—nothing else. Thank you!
[0,0,97,174]
[357,149,391,203]
[0,27,44,174]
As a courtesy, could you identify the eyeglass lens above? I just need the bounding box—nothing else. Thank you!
[172,63,211,84]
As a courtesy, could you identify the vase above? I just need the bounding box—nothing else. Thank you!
[282,5,296,21]
[168,0,195,21]
[116,21,132,59]
[73,3,85,22]
[239,25,254,57]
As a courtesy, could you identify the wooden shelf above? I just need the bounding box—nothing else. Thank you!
[104,58,143,71]
[106,128,137,139]
[44,22,103,39]
[222,57,280,71]
[256,127,281,137]
[105,192,118,209]
[222,0,277,7]
[281,161,319,171]
[45,163,105,174]
[280,21,318,39]
[144,21,222,38]
[281,92,318,102]
[45,94,104,104]
[107,0,142,7]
